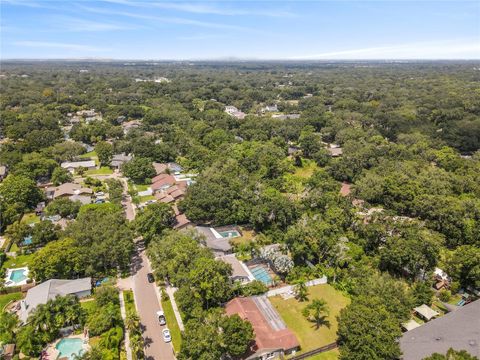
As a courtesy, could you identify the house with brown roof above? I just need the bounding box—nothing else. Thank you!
[46,183,93,200]
[151,174,176,191]
[225,296,300,359]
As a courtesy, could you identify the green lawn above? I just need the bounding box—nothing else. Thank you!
[138,195,156,202]
[79,150,97,159]
[284,159,318,194]
[1,253,36,270]
[306,349,339,360]
[270,284,350,354]
[80,298,97,313]
[86,166,114,175]
[161,297,182,353]
[134,184,150,192]
[123,290,136,316]
[21,212,40,225]
[0,292,23,311]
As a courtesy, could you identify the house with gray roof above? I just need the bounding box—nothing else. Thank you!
[19,278,92,323]
[195,226,234,255]
[400,300,480,359]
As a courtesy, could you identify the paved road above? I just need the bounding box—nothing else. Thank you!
[132,242,175,360]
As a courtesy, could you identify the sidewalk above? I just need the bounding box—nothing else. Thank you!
[165,286,184,331]
[119,291,132,360]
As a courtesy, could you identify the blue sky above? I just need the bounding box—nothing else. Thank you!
[1,0,479,59]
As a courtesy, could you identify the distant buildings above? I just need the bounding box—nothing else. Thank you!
[225,105,246,119]
[262,104,278,113]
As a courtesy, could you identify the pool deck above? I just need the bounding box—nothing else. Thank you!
[46,334,90,360]
[4,267,30,287]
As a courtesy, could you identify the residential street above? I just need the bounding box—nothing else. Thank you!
[132,242,175,360]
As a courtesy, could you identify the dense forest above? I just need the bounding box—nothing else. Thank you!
[1,60,479,360]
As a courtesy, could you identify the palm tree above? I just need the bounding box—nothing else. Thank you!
[125,313,140,332]
[302,299,330,330]
[294,280,309,302]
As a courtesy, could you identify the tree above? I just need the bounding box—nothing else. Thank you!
[13,152,58,181]
[445,245,480,289]
[411,281,434,307]
[0,174,43,210]
[51,166,73,185]
[5,221,31,245]
[134,202,175,243]
[302,299,329,329]
[31,220,60,246]
[45,197,81,218]
[95,141,114,167]
[250,187,297,232]
[0,311,18,343]
[294,280,309,301]
[337,296,402,360]
[121,157,156,183]
[220,314,255,357]
[105,179,123,204]
[423,348,478,360]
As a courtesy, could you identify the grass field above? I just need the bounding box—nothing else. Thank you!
[284,159,318,194]
[0,292,23,311]
[306,349,339,360]
[123,290,136,316]
[134,184,150,192]
[21,212,40,225]
[1,253,35,270]
[161,296,182,353]
[270,284,350,354]
[138,195,156,203]
[86,166,114,175]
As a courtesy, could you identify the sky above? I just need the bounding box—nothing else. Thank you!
[1,0,479,60]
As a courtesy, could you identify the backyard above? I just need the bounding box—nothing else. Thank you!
[270,284,350,354]
[0,292,23,310]
[1,253,35,270]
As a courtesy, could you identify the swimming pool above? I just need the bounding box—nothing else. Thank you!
[56,338,84,359]
[21,235,32,246]
[250,266,273,286]
[218,230,240,238]
[9,269,28,283]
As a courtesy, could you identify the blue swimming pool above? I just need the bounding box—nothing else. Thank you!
[56,338,84,359]
[218,230,240,238]
[9,269,28,283]
[250,266,273,286]
[22,235,32,246]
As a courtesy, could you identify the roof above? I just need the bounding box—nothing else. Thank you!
[153,162,168,174]
[173,213,191,229]
[400,300,480,359]
[20,278,91,323]
[111,153,132,167]
[0,165,6,176]
[61,160,96,169]
[154,193,175,203]
[340,182,351,196]
[402,319,421,331]
[49,183,93,198]
[225,296,300,357]
[196,226,232,253]
[328,147,343,156]
[218,254,252,280]
[414,304,439,321]
[151,174,176,190]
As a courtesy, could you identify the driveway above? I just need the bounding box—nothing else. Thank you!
[132,242,175,360]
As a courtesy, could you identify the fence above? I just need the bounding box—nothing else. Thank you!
[289,342,338,360]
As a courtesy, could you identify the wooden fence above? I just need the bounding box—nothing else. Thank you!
[289,342,338,360]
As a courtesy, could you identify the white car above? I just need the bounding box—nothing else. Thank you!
[157,310,166,325]
[162,328,171,343]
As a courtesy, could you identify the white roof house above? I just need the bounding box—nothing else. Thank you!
[414,304,440,321]
[61,160,96,172]
[19,278,92,323]
[402,319,421,332]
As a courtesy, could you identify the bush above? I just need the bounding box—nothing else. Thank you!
[439,289,452,302]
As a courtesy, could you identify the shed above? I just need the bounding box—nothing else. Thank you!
[414,304,439,321]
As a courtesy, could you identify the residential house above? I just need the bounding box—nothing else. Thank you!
[110,153,132,169]
[328,147,343,157]
[61,160,96,173]
[151,174,177,192]
[217,254,254,284]
[413,304,440,322]
[225,105,246,119]
[262,104,278,113]
[0,165,7,181]
[46,183,93,205]
[271,114,300,120]
[121,120,142,134]
[225,296,300,359]
[195,226,234,256]
[400,300,480,359]
[19,278,92,323]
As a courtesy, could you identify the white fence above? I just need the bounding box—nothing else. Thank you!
[266,276,327,297]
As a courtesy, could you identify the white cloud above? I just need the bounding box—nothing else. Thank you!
[12,41,106,52]
[52,17,140,32]
[103,0,296,17]
[291,40,480,60]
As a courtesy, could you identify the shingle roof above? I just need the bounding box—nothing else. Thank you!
[20,278,91,323]
[196,226,232,253]
[400,300,480,360]
[61,160,96,169]
[218,254,251,280]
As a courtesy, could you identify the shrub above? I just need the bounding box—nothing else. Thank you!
[439,289,452,302]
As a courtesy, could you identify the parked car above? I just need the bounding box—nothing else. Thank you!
[162,328,171,342]
[157,311,166,325]
[147,273,155,283]
[95,191,105,196]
